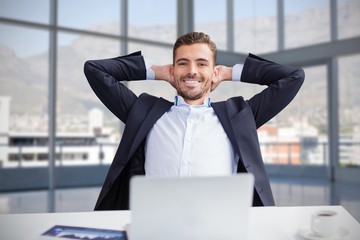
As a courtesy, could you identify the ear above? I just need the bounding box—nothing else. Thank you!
[169,65,175,82]
[212,65,220,83]
[210,66,221,92]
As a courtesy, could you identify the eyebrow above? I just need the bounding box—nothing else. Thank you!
[176,58,210,63]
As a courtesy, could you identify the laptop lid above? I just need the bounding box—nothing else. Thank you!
[129,173,254,240]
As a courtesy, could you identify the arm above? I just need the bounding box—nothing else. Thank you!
[83,51,146,123]
[241,54,305,128]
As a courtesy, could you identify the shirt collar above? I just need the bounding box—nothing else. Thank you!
[174,96,211,108]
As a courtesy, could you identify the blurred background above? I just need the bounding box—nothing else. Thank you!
[0,0,359,221]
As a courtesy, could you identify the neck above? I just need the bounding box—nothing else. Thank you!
[184,98,205,105]
[181,92,211,106]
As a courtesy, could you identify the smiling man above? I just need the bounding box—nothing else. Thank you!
[84,32,304,210]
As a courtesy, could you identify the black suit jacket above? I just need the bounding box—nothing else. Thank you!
[84,51,305,210]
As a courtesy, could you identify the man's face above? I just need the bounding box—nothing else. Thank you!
[171,43,217,105]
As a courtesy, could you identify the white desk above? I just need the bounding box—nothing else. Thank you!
[0,206,359,240]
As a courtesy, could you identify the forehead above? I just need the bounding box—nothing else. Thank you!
[174,43,214,62]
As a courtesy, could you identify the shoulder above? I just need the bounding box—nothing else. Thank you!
[138,93,172,109]
[212,96,249,112]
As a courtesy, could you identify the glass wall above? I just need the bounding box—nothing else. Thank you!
[284,0,330,49]
[0,0,49,24]
[338,54,360,166]
[128,0,177,43]
[195,0,227,50]
[234,0,277,54]
[58,0,121,35]
[0,24,49,167]
[337,0,360,40]
[0,0,123,168]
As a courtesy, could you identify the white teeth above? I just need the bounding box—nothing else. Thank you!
[183,80,200,83]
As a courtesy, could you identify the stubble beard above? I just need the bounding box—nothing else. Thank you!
[176,75,211,101]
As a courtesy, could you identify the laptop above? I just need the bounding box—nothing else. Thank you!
[129,173,254,240]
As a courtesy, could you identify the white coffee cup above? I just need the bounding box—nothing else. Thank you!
[311,210,339,237]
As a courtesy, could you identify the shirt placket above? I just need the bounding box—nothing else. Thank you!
[179,107,195,176]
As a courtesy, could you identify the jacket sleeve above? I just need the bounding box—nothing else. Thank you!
[83,51,146,123]
[240,53,305,128]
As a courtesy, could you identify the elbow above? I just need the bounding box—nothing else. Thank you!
[298,67,305,81]
[299,68,305,87]
[294,67,305,86]
[83,60,99,81]
[83,60,93,77]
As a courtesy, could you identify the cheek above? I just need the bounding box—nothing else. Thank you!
[202,71,214,81]
[173,69,185,79]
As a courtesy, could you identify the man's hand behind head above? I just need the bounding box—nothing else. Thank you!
[152,64,175,88]
[211,65,232,92]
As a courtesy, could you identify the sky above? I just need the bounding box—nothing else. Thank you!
[0,0,339,58]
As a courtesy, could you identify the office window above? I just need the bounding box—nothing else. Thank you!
[195,0,227,51]
[337,0,360,40]
[259,65,328,165]
[57,33,120,165]
[128,0,176,43]
[0,24,49,168]
[284,0,330,49]
[0,24,49,126]
[0,0,49,24]
[338,54,360,167]
[234,0,277,54]
[58,0,120,35]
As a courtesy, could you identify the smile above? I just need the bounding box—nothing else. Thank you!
[182,79,201,86]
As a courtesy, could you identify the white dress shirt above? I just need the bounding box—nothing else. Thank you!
[144,61,243,177]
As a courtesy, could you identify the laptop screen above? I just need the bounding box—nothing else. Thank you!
[129,174,254,240]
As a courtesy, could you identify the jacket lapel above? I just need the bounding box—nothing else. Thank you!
[212,98,246,158]
[128,94,173,156]
[108,94,172,178]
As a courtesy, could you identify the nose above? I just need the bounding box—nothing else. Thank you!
[187,63,197,77]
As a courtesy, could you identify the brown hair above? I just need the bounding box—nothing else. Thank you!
[173,32,217,65]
